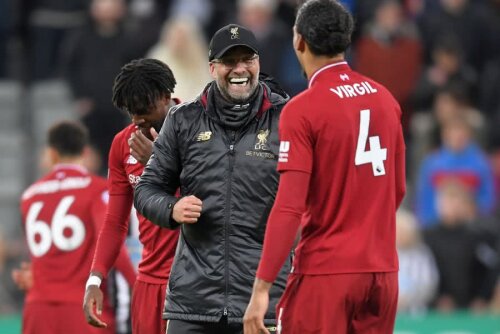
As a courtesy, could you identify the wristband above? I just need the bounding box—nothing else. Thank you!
[85,275,102,290]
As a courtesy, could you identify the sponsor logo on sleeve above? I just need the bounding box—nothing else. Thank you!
[128,174,141,186]
[278,141,290,163]
[126,155,138,165]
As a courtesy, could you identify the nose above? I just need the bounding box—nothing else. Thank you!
[231,61,247,73]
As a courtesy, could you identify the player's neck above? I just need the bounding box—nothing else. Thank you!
[52,156,85,168]
[303,54,345,81]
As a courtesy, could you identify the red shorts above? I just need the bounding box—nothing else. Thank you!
[131,279,167,334]
[276,272,398,334]
[23,301,115,334]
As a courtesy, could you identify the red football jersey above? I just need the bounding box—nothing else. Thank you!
[277,62,406,274]
[20,164,109,303]
[93,124,178,283]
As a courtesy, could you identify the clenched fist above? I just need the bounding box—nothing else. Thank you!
[172,195,203,224]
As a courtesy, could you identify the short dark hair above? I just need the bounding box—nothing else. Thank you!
[48,121,89,156]
[112,58,177,115]
[295,0,354,57]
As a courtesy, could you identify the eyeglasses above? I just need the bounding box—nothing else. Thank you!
[211,54,259,69]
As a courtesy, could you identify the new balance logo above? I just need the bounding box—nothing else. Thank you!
[197,131,212,141]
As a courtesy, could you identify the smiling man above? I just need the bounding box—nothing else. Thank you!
[134,24,291,334]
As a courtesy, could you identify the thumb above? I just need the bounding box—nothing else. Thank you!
[150,127,159,140]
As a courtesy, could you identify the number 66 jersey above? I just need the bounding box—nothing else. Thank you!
[20,164,110,304]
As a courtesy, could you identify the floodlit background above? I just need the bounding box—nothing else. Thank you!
[0,0,500,333]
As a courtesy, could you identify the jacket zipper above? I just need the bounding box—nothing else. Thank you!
[224,142,235,318]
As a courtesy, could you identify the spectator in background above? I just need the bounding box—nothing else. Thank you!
[0,0,11,78]
[237,0,304,95]
[479,53,500,149]
[125,0,169,58]
[0,229,25,314]
[418,0,494,71]
[148,17,211,102]
[415,116,495,227]
[19,0,89,81]
[396,209,439,314]
[355,0,422,121]
[410,84,485,172]
[412,37,477,112]
[486,0,500,59]
[168,0,215,35]
[424,180,497,312]
[63,0,138,174]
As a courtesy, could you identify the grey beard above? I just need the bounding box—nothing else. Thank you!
[216,80,258,104]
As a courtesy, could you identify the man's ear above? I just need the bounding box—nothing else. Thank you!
[209,62,217,80]
[293,27,306,54]
[46,147,59,166]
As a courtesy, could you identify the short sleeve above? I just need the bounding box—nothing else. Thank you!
[277,99,313,174]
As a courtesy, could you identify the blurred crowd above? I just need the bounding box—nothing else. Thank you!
[1,0,500,317]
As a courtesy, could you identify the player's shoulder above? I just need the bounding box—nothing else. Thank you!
[113,123,135,142]
[111,124,135,157]
[90,174,107,189]
[87,173,109,202]
[282,89,310,115]
[20,174,50,202]
[354,71,399,105]
[168,98,201,121]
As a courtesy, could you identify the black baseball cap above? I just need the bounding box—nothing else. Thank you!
[208,24,259,61]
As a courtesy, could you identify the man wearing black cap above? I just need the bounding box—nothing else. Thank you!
[134,24,291,334]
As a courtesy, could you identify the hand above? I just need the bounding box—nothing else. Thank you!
[150,127,159,140]
[244,282,271,334]
[172,195,202,224]
[128,129,155,165]
[11,262,33,290]
[83,285,108,328]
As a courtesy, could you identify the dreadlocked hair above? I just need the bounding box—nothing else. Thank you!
[112,58,177,115]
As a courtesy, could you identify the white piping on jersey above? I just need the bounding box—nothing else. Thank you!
[308,61,348,88]
[53,163,88,174]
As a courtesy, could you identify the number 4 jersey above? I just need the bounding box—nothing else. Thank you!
[20,164,109,303]
[277,62,406,274]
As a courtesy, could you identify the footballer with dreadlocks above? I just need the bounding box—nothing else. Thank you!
[83,58,180,334]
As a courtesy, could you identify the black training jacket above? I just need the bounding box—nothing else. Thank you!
[134,78,291,324]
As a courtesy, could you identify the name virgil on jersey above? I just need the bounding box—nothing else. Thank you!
[329,81,378,99]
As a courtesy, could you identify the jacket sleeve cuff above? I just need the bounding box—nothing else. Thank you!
[163,197,181,229]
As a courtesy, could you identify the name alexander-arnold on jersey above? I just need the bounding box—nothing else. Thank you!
[329,81,378,98]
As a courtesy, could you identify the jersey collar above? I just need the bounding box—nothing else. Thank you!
[308,61,349,88]
[53,163,88,174]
